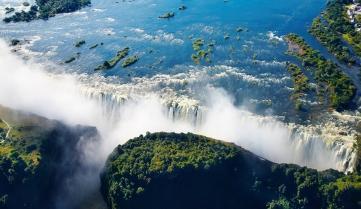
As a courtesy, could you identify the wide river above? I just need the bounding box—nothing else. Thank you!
[2,0,360,174]
[0,0,328,118]
[3,1,361,207]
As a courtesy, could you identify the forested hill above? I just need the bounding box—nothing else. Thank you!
[0,105,99,209]
[101,132,361,209]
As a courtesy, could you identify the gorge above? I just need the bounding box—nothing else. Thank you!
[0,0,361,208]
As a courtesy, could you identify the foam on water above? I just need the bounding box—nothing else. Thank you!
[0,0,35,18]
[0,38,356,172]
[267,31,284,42]
[0,37,358,208]
[0,0,352,207]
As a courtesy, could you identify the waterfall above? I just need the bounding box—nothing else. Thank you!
[78,81,357,172]
[0,36,356,172]
[166,101,203,127]
[289,127,356,173]
[0,37,358,209]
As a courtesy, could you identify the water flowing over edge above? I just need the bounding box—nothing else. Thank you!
[81,83,357,172]
[0,38,356,173]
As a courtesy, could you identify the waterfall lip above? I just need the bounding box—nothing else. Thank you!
[0,37,360,172]
[46,67,360,151]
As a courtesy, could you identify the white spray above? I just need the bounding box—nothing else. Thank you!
[0,39,353,208]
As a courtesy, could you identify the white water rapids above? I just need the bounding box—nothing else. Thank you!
[0,38,357,208]
[0,39,356,171]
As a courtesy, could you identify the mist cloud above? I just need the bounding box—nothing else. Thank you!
[0,39,344,208]
[0,39,342,169]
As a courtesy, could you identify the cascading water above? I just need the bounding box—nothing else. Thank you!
[289,126,356,173]
[0,38,358,209]
[0,0,359,207]
[166,102,202,126]
[78,78,357,172]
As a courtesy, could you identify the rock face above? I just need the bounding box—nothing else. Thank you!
[101,132,361,209]
[0,106,99,209]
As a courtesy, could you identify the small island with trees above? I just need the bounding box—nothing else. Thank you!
[3,0,91,23]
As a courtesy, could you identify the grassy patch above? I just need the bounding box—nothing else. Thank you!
[0,144,13,156]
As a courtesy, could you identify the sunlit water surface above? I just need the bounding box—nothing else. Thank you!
[0,0,327,118]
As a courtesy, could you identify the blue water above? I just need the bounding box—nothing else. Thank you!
[0,0,326,118]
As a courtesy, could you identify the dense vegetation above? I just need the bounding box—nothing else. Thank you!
[3,0,91,23]
[95,47,130,71]
[286,63,311,110]
[0,106,99,209]
[314,0,361,59]
[36,0,91,19]
[191,38,213,64]
[122,55,139,68]
[323,0,361,56]
[101,132,361,209]
[285,33,356,110]
[3,6,38,23]
[309,16,355,65]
